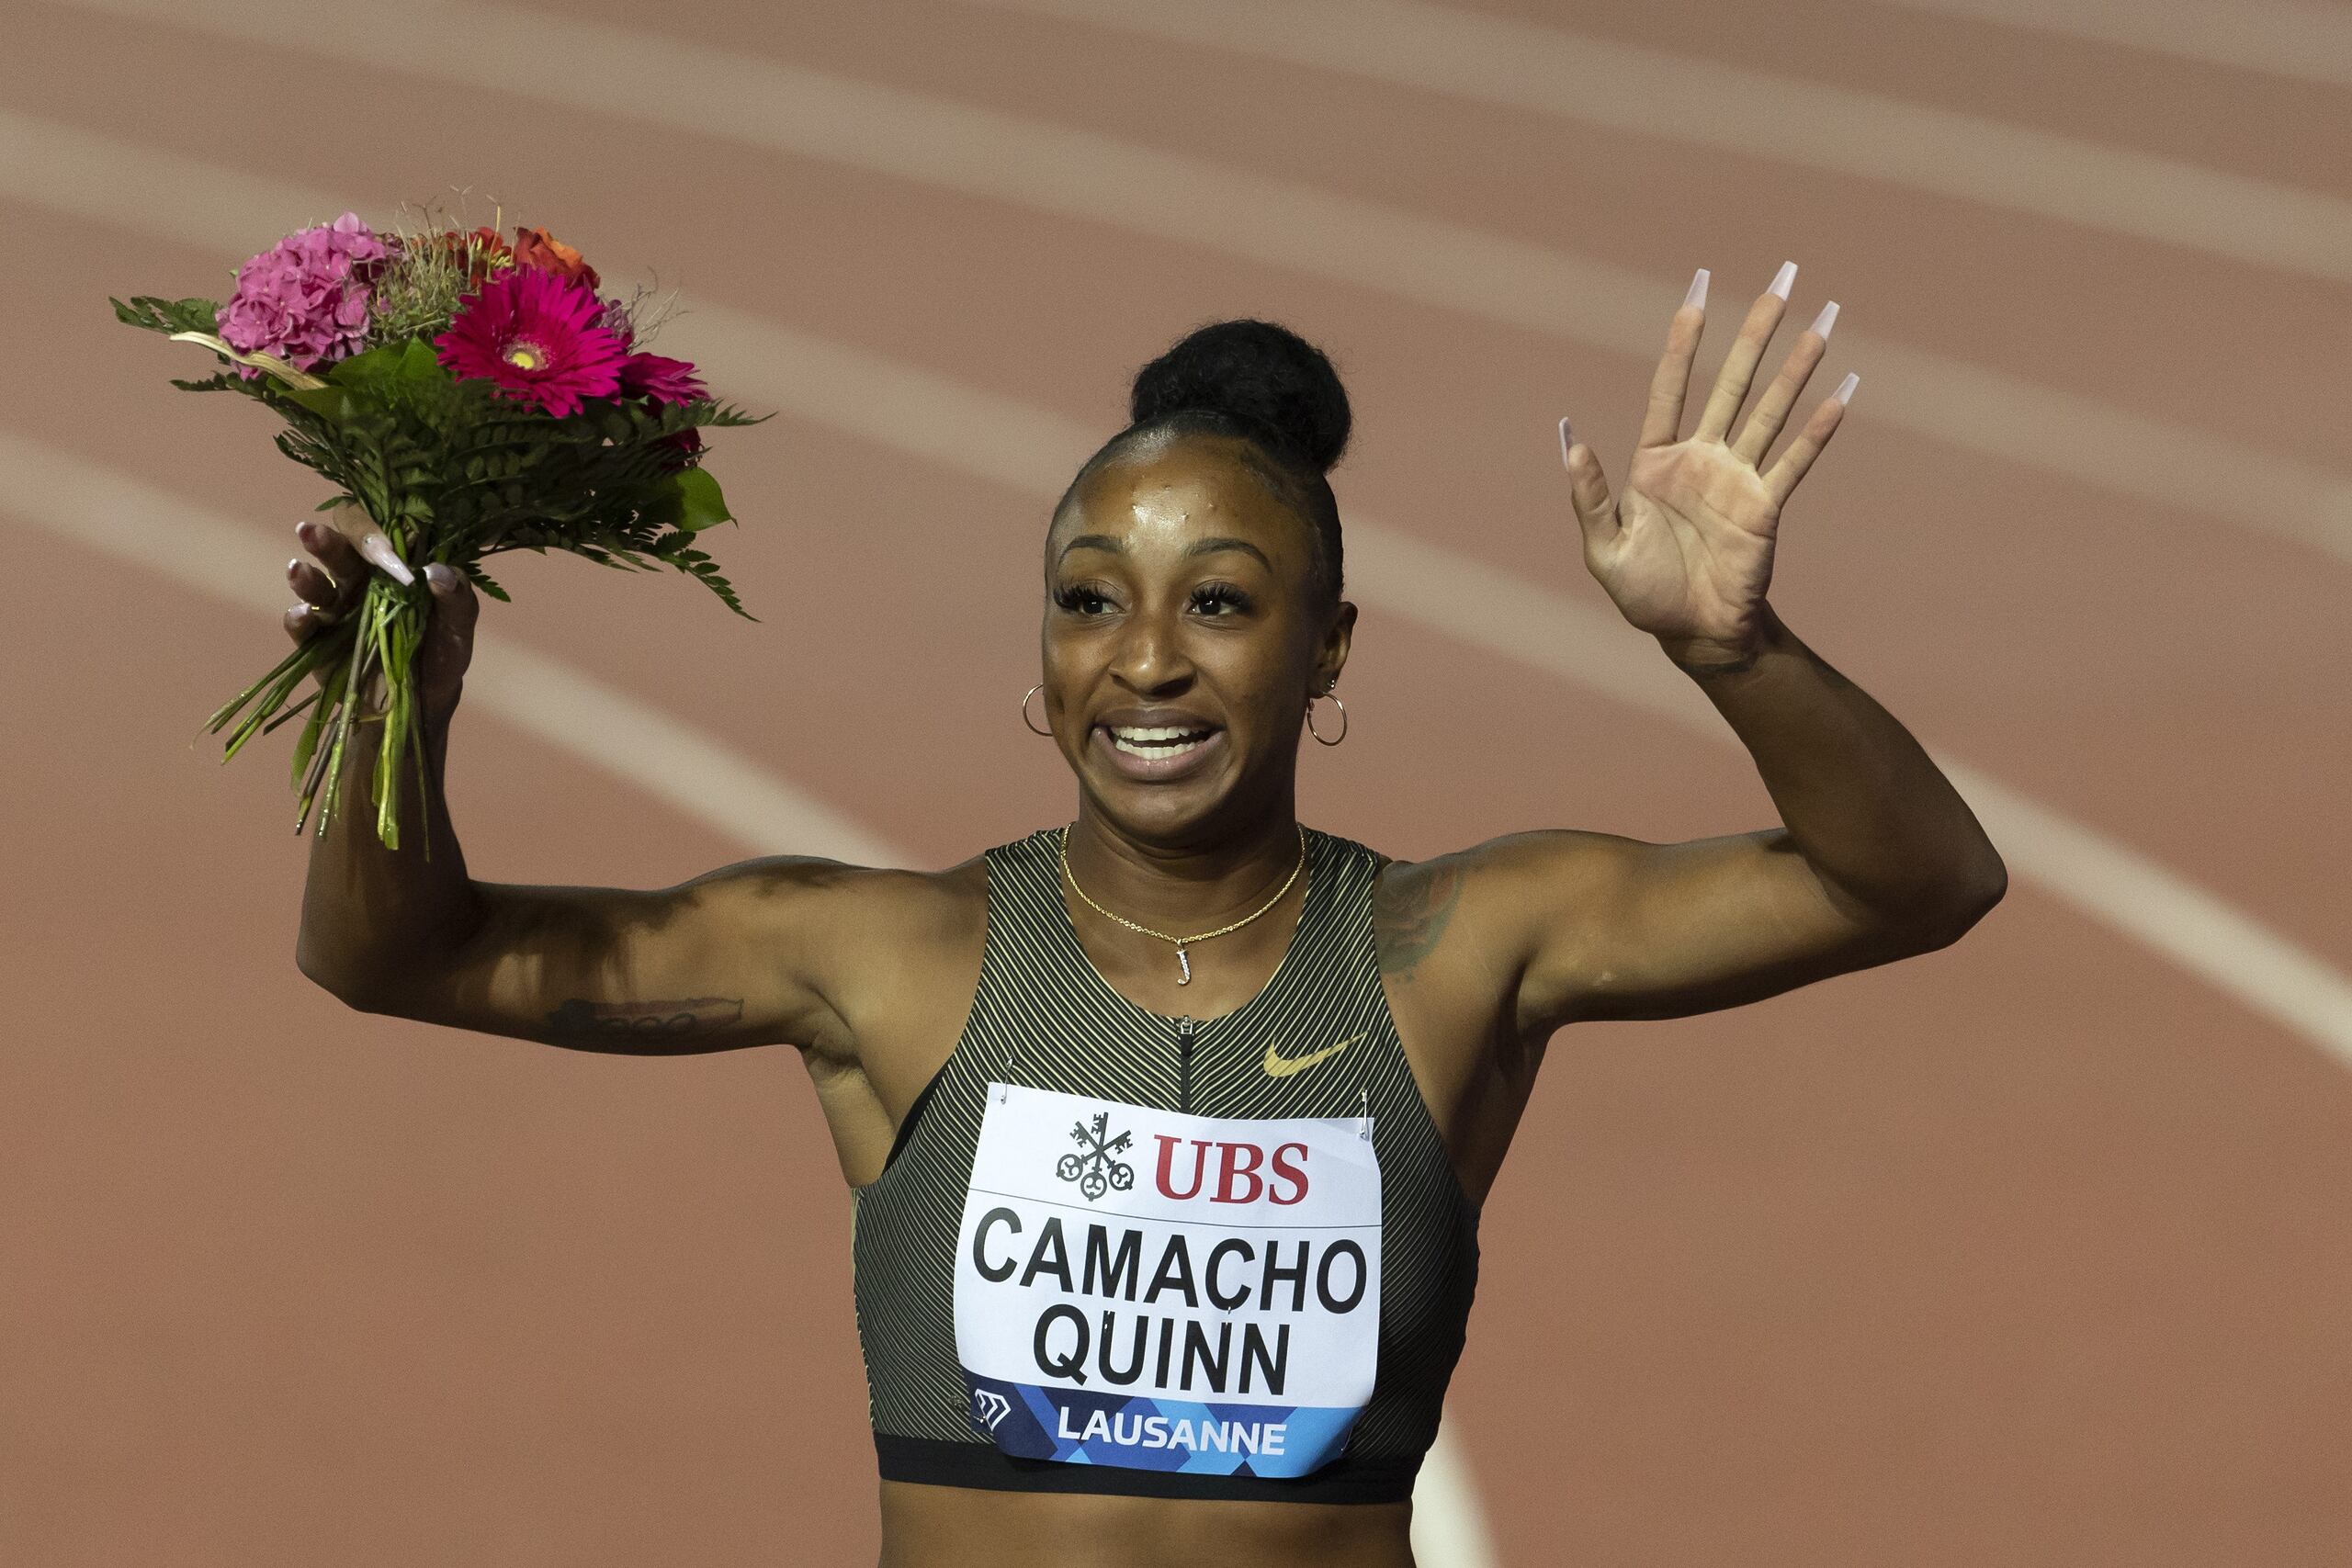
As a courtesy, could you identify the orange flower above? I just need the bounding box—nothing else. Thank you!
[430,226,511,289]
[511,225,599,290]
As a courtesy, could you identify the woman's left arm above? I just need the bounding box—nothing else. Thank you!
[1420,264,2007,1035]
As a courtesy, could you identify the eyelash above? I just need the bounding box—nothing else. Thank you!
[1052,583,1254,616]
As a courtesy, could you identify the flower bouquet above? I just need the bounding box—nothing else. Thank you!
[113,207,767,850]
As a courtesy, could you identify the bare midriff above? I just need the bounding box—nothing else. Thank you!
[876,1481,1419,1567]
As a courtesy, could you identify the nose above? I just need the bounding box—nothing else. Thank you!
[1106,603,1195,696]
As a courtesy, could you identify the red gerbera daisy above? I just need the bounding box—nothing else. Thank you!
[617,352,708,406]
[434,265,626,417]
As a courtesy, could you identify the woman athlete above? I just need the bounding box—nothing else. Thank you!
[284,265,2006,1567]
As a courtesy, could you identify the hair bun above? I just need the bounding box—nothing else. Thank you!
[1129,319,1351,474]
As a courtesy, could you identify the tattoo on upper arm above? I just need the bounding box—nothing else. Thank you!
[544,996,746,1047]
[1374,862,1464,979]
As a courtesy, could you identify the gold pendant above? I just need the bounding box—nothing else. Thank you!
[1176,946,1193,985]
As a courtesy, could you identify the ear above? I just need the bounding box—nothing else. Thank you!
[1313,599,1358,694]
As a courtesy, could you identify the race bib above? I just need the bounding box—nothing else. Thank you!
[953,1083,1382,1478]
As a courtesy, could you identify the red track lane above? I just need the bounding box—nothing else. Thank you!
[5,3,2349,1564]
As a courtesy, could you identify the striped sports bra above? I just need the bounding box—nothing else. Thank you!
[851,826,1480,1505]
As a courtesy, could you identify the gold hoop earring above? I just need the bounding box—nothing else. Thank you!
[1306,689,1348,747]
[1021,683,1053,737]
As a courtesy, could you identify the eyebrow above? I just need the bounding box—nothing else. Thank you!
[1054,534,1273,570]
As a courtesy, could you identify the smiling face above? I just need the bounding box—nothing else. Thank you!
[1041,431,1355,850]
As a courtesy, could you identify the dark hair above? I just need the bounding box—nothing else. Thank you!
[1056,319,1351,604]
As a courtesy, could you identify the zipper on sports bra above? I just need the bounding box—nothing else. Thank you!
[1175,1015,1196,1113]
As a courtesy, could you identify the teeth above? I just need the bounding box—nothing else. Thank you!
[1108,725,1212,759]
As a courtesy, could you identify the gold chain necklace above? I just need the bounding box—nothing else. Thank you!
[1059,825,1307,986]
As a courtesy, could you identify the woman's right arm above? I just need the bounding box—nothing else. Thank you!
[283,520,881,1057]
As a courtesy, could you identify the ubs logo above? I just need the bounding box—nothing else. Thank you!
[1056,1111,1135,1201]
[1154,1137,1311,1204]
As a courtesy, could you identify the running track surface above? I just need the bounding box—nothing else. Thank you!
[3,3,2346,1564]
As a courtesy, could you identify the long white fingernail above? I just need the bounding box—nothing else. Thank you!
[1769,261,1797,300]
[1833,371,1859,405]
[357,531,416,586]
[1810,300,1838,341]
[1558,416,1576,469]
[1683,267,1709,310]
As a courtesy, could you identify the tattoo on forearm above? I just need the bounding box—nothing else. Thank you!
[544,996,745,1043]
[1374,863,1464,979]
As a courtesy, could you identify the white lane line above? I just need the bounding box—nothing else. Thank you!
[15,117,2352,1065]
[964,0,2352,282]
[1874,0,2352,93]
[0,434,899,867]
[0,432,1502,1568]
[32,3,2352,568]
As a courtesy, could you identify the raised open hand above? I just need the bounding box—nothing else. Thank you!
[1560,263,1855,665]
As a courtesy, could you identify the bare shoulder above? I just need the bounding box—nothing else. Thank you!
[1371,830,1617,986]
[689,852,989,975]
[692,850,987,917]
[778,856,990,1116]
[554,851,983,1056]
[1371,835,1624,1203]
[1370,851,1472,982]
[657,852,990,1181]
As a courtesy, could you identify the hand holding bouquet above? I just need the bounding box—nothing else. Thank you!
[114,208,767,849]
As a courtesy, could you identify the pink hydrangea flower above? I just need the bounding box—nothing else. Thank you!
[215,211,387,379]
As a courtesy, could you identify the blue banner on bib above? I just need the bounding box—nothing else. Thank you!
[965,1372,1363,1477]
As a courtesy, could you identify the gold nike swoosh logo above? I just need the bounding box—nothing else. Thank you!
[1263,1034,1365,1079]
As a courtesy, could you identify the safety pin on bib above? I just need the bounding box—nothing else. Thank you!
[1358,1085,1373,1140]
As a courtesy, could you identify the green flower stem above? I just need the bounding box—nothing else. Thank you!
[261,685,322,737]
[220,644,332,764]
[290,650,349,819]
[370,588,421,852]
[292,651,354,837]
[314,584,377,843]
[206,629,326,736]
